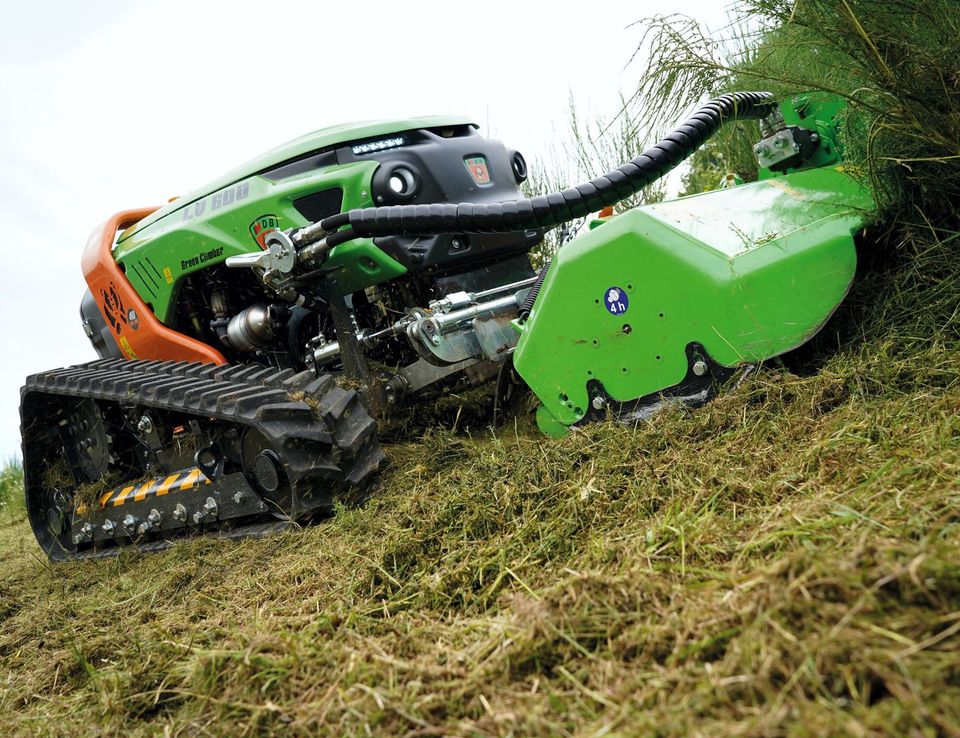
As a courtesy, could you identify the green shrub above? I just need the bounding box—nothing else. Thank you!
[634,1,960,225]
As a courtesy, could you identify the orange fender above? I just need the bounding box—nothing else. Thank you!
[81,208,227,365]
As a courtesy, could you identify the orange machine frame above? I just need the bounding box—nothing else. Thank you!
[80,208,227,365]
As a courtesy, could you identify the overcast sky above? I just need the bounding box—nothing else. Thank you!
[0,0,732,457]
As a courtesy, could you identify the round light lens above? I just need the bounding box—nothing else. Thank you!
[387,167,417,197]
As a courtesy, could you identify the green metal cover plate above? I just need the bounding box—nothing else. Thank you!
[512,166,874,435]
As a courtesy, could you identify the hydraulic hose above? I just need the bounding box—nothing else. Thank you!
[318,91,776,244]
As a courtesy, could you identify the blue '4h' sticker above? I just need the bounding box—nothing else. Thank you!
[604,286,629,315]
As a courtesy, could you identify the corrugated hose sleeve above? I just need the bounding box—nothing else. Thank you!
[518,257,550,321]
[318,92,775,241]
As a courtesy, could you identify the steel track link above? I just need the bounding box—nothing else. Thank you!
[20,359,385,561]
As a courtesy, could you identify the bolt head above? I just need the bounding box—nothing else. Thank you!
[203,497,218,515]
[192,511,205,525]
[232,491,245,505]
[147,509,162,524]
[692,360,709,377]
[102,519,116,534]
[172,503,187,522]
[75,522,94,543]
[592,396,606,411]
[137,415,153,434]
[431,335,442,346]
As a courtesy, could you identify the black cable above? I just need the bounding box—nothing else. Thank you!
[325,228,359,248]
[321,213,351,232]
[317,92,775,244]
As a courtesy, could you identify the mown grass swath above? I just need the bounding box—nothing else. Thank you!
[1,2,959,735]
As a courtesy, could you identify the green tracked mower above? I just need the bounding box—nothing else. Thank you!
[20,91,875,560]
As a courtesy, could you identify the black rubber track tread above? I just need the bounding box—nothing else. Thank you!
[65,520,299,561]
[20,359,386,562]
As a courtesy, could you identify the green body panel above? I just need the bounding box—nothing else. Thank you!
[115,116,472,323]
[513,165,874,436]
[123,115,472,238]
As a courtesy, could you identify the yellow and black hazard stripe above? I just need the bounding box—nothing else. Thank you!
[97,467,212,509]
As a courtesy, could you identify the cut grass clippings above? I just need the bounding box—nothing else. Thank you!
[0,226,958,735]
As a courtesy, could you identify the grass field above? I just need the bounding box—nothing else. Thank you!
[3,2,959,735]
[2,228,959,735]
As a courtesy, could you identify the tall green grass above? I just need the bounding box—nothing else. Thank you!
[0,459,23,517]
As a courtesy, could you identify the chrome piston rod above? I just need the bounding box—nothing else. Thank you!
[311,286,530,368]
[428,292,524,333]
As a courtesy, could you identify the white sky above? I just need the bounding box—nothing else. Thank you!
[0,0,731,457]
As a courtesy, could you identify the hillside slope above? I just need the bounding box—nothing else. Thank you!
[4,1,960,733]
[1,228,959,735]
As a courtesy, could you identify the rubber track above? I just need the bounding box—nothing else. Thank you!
[65,520,299,561]
[20,359,385,560]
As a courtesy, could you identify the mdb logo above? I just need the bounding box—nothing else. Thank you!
[604,287,629,315]
[464,156,491,185]
[250,214,281,249]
